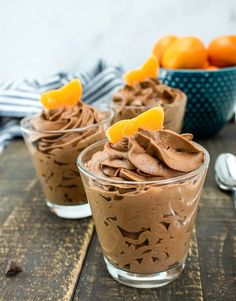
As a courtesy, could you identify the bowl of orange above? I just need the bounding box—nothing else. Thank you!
[153,35,236,138]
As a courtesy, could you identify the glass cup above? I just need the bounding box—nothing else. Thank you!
[112,92,187,133]
[77,140,209,288]
[21,108,114,219]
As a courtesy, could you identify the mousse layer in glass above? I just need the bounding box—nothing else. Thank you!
[113,78,187,133]
[78,129,209,274]
[22,102,113,206]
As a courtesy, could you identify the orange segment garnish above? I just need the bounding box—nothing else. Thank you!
[106,106,164,144]
[123,55,159,86]
[106,119,135,145]
[40,79,83,110]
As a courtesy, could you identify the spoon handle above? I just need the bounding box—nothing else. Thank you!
[233,188,236,210]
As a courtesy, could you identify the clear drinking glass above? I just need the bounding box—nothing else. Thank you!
[21,109,114,219]
[77,140,209,288]
[112,92,187,133]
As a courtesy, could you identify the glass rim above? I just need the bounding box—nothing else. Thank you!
[112,103,161,110]
[160,66,236,73]
[77,139,210,186]
[20,108,114,135]
[112,95,187,110]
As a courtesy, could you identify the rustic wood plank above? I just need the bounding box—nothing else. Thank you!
[1,124,236,301]
[0,140,35,226]
[0,141,94,301]
[196,124,236,301]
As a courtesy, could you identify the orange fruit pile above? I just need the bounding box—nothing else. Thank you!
[152,35,236,70]
[123,55,159,86]
[106,106,164,144]
[40,79,83,110]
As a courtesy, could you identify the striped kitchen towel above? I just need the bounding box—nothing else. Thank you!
[0,60,124,152]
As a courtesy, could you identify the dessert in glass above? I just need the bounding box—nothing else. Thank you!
[112,56,187,133]
[21,79,114,219]
[78,106,209,288]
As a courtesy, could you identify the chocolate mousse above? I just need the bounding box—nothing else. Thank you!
[83,129,207,274]
[29,102,108,205]
[113,78,187,133]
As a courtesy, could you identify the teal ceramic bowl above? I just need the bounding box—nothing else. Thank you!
[159,66,236,138]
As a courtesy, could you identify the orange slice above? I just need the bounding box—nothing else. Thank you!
[40,79,83,110]
[123,55,159,86]
[106,106,164,144]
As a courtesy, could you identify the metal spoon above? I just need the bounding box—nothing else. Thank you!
[215,153,236,210]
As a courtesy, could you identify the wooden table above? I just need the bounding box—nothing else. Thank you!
[0,124,236,301]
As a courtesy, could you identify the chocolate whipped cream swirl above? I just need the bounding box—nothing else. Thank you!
[113,78,181,107]
[85,129,206,274]
[29,102,107,205]
[112,78,187,133]
[31,102,102,132]
[87,128,204,183]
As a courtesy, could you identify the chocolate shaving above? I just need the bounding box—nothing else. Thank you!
[5,261,22,277]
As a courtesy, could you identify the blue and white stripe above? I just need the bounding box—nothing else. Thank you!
[0,60,124,152]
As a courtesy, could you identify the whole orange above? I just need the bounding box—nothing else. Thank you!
[204,60,210,68]
[152,35,177,66]
[205,65,219,71]
[207,35,236,67]
[162,36,207,69]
